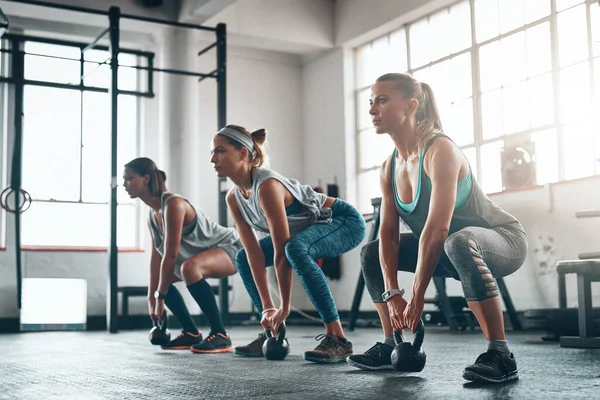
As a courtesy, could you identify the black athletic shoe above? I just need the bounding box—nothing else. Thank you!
[462,350,519,383]
[234,332,267,357]
[160,331,203,350]
[346,342,394,371]
[190,333,234,354]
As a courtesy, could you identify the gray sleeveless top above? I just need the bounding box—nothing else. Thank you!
[393,134,526,278]
[148,193,240,267]
[233,167,332,236]
[393,135,526,234]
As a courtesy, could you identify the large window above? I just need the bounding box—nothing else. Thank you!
[354,0,600,213]
[18,42,140,248]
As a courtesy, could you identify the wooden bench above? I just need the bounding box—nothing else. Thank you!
[557,259,600,348]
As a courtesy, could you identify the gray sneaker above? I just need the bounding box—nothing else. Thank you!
[234,331,267,357]
[304,334,353,363]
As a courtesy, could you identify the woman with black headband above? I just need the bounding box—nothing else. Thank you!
[210,125,366,363]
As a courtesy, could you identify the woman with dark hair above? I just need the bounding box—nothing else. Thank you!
[123,157,242,353]
[210,125,367,363]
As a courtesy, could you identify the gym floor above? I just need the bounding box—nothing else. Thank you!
[1,326,598,399]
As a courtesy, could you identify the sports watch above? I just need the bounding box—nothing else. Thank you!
[382,288,405,302]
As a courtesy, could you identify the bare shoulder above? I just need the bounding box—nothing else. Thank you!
[424,136,462,169]
[380,154,394,182]
[257,177,285,199]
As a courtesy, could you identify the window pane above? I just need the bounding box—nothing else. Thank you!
[560,62,592,124]
[502,81,529,134]
[524,0,550,25]
[409,17,430,68]
[414,54,471,105]
[480,139,504,193]
[499,0,524,34]
[556,0,584,12]
[481,89,503,140]
[531,128,559,184]
[22,203,136,247]
[389,29,408,73]
[81,92,110,203]
[357,88,372,130]
[526,22,552,78]
[479,40,502,92]
[82,93,138,203]
[446,1,472,54]
[22,86,81,200]
[563,120,596,180]
[501,32,527,85]
[358,129,394,170]
[357,169,381,214]
[118,95,138,204]
[361,36,391,87]
[119,54,138,92]
[461,147,478,181]
[447,52,472,100]
[528,73,554,128]
[84,50,138,91]
[558,5,588,68]
[475,0,500,43]
[440,97,474,146]
[24,42,80,84]
[592,5,600,57]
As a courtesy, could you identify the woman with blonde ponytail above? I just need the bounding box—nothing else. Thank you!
[211,124,366,363]
[347,73,528,384]
[123,157,242,354]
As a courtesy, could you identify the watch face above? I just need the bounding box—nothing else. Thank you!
[154,291,160,299]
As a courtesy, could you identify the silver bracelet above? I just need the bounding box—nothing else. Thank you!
[261,307,277,315]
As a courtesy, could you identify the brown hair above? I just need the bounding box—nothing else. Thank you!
[124,157,167,197]
[221,124,269,167]
[375,73,443,151]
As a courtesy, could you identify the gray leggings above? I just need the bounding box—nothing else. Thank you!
[362,226,528,302]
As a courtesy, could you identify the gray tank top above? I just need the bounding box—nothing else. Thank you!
[393,134,526,238]
[233,167,332,236]
[148,193,240,267]
[393,134,526,278]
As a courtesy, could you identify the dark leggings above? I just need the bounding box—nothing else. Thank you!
[362,226,527,302]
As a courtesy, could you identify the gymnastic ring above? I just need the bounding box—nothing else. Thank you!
[0,187,32,213]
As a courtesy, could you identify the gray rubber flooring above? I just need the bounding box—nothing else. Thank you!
[0,325,598,399]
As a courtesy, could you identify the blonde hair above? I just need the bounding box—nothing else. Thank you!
[375,73,443,151]
[221,124,269,167]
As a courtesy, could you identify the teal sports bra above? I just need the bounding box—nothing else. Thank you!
[392,148,472,213]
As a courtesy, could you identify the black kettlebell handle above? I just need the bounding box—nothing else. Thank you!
[153,311,168,331]
[393,319,425,350]
[265,323,286,344]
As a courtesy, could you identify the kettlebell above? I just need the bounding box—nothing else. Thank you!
[262,324,290,360]
[390,319,426,372]
[149,312,171,346]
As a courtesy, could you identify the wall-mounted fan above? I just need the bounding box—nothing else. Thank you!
[501,140,536,190]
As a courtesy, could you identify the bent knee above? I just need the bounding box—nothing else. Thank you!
[360,240,380,270]
[180,260,203,281]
